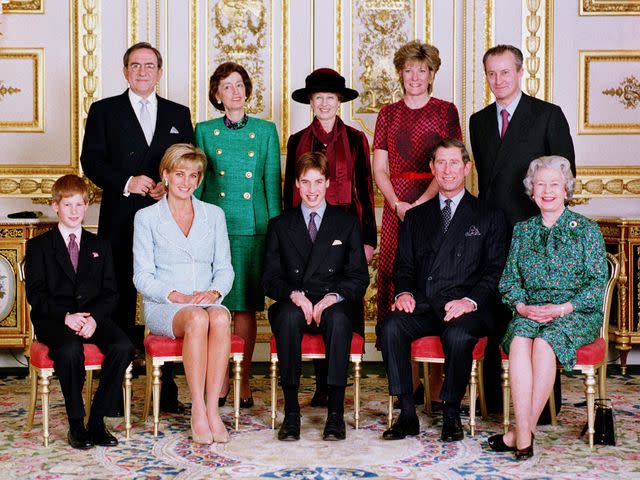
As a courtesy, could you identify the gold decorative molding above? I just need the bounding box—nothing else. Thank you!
[578,50,640,135]
[0,48,44,132]
[0,82,21,100]
[128,0,138,46]
[521,0,553,101]
[602,75,640,110]
[482,0,494,107]
[580,0,640,15]
[282,0,289,147]
[189,0,197,125]
[574,167,640,198]
[3,0,43,13]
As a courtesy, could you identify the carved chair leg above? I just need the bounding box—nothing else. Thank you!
[469,360,478,436]
[233,358,242,431]
[84,370,93,423]
[585,369,597,449]
[424,362,432,416]
[353,359,361,429]
[502,360,510,434]
[39,373,51,447]
[152,363,162,437]
[387,395,393,429]
[270,357,277,429]
[124,363,132,438]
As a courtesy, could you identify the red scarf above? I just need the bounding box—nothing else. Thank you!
[294,116,354,206]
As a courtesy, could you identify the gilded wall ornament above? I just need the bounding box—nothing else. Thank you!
[602,75,640,110]
[355,0,408,114]
[0,81,21,100]
[212,0,267,115]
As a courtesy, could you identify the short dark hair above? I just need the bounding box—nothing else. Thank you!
[295,151,330,180]
[208,62,253,111]
[430,138,471,164]
[123,42,163,69]
[482,44,523,71]
[52,174,89,204]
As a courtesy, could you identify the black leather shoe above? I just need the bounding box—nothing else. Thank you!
[68,426,93,450]
[278,412,301,441]
[160,399,187,414]
[515,433,535,461]
[90,425,118,447]
[441,413,464,442]
[488,433,516,452]
[240,396,254,408]
[382,413,420,440]
[322,412,346,441]
[310,389,329,407]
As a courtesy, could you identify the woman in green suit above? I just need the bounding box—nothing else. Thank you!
[195,62,282,407]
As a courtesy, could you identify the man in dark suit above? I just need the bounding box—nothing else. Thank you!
[81,42,193,412]
[263,151,370,442]
[378,138,508,442]
[469,44,574,417]
[25,175,134,449]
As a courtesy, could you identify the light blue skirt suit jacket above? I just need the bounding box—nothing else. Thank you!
[133,195,235,338]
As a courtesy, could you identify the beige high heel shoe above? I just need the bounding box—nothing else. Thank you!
[191,417,213,444]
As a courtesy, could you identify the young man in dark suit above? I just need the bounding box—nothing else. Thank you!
[81,42,194,412]
[25,175,134,449]
[377,138,508,442]
[469,44,574,417]
[262,152,370,442]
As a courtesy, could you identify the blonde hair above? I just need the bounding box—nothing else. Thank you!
[393,40,441,94]
[52,174,89,204]
[159,143,207,184]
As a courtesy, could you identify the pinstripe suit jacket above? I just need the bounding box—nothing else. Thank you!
[393,191,508,331]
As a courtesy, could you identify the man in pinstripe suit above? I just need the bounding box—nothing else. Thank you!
[377,138,508,442]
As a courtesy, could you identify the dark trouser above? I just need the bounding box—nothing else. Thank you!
[377,308,488,406]
[268,300,356,389]
[41,320,134,421]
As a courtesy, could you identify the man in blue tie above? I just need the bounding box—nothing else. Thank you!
[262,152,370,442]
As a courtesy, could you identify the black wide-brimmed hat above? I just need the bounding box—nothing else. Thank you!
[291,68,359,104]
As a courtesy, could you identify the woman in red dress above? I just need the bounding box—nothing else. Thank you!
[373,40,461,398]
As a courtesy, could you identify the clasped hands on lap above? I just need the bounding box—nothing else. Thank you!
[65,312,97,338]
[289,290,337,326]
[515,302,574,323]
[391,293,475,321]
[168,290,220,305]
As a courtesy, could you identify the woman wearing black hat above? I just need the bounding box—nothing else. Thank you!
[283,68,376,406]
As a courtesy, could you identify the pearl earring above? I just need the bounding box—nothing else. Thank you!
[164,178,168,187]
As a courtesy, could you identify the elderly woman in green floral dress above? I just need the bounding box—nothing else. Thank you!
[488,156,607,461]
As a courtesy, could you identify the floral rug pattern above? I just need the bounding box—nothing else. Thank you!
[0,370,639,479]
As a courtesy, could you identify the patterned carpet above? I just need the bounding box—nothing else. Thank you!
[0,366,639,479]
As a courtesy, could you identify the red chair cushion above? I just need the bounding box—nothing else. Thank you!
[500,347,508,361]
[144,333,245,358]
[575,338,606,366]
[29,340,105,369]
[270,333,365,356]
[411,336,488,361]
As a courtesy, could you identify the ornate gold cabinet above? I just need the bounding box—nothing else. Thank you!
[0,220,56,352]
[597,217,640,374]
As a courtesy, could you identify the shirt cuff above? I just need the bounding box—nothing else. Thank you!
[463,297,478,311]
[394,291,414,302]
[325,292,344,303]
[123,176,133,197]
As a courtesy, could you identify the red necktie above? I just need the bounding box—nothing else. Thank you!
[68,233,79,272]
[500,109,510,139]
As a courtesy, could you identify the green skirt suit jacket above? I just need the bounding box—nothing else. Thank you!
[195,116,282,311]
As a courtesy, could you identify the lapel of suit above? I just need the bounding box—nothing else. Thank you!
[426,199,445,254]
[155,196,209,255]
[431,192,473,273]
[288,207,313,265]
[152,96,170,147]
[52,229,77,283]
[302,205,336,283]
[488,94,533,186]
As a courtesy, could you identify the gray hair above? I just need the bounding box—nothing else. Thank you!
[523,156,575,202]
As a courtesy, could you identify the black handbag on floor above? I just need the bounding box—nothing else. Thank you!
[581,398,616,446]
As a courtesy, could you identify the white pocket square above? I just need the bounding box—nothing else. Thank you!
[332,239,343,246]
[170,126,179,134]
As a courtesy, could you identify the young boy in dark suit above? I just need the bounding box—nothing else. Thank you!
[25,174,134,449]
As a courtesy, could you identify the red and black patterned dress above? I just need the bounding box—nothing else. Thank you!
[373,97,462,322]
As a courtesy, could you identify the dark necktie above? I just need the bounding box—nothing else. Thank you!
[308,211,318,242]
[442,199,452,233]
[68,233,79,272]
[500,109,509,139]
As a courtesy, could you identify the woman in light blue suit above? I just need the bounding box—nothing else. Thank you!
[133,143,234,445]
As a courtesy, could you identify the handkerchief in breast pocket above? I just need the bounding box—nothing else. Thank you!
[465,225,481,237]
[332,239,343,246]
[170,126,179,134]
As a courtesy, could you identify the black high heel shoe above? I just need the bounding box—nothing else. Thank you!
[218,390,229,407]
[487,433,516,452]
[240,396,254,408]
[515,433,535,461]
